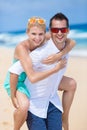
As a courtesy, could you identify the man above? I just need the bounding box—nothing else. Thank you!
[49,13,77,130]
[9,13,76,130]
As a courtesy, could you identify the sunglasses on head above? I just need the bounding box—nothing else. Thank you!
[51,27,68,33]
[28,18,45,25]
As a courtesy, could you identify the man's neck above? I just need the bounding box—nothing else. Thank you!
[57,43,66,51]
[51,39,66,51]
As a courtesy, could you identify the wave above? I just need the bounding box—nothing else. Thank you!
[0,33,27,47]
[0,24,87,57]
[69,30,87,38]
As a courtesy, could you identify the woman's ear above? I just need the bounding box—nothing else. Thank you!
[26,29,29,34]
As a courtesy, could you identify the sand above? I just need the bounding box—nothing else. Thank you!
[0,47,87,130]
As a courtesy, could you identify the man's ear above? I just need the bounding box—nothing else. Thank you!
[67,28,70,34]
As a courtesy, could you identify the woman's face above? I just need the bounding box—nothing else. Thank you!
[27,26,45,48]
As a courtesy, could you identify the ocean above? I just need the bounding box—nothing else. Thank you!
[0,24,87,57]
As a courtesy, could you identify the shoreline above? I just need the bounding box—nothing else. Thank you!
[0,47,87,130]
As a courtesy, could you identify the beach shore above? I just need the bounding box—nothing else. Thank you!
[0,47,87,130]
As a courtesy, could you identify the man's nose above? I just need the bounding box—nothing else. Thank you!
[58,30,62,34]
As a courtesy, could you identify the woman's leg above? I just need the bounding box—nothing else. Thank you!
[58,76,77,130]
[13,91,29,130]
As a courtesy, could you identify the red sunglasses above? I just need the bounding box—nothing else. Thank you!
[51,27,68,33]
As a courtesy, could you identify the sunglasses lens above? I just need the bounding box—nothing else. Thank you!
[61,28,68,33]
[38,19,45,24]
[29,18,36,24]
[51,28,59,33]
[51,28,68,33]
[29,18,45,24]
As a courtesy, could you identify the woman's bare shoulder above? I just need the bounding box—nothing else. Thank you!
[14,40,29,59]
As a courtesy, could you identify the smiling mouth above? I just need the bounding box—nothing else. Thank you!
[57,36,63,40]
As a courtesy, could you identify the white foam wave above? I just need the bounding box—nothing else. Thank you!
[0,33,27,46]
[69,30,87,38]
[0,30,87,57]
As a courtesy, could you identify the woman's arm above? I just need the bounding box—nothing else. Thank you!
[9,52,67,83]
[42,38,76,64]
[9,56,66,108]
[59,38,76,57]
[13,41,68,83]
[10,73,19,108]
[9,41,66,104]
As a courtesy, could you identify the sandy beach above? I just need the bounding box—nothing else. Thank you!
[0,47,87,130]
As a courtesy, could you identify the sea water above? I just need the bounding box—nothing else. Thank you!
[0,24,87,57]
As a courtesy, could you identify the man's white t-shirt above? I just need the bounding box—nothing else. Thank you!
[9,39,68,118]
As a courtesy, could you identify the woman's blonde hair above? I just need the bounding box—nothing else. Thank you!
[26,16,46,32]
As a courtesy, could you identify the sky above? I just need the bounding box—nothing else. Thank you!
[0,0,87,32]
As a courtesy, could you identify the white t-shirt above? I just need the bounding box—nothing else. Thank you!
[9,39,68,118]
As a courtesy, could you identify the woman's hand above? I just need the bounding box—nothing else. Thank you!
[11,95,19,109]
[54,58,67,72]
[42,53,62,64]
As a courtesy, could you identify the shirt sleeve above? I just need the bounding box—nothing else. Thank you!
[9,61,24,75]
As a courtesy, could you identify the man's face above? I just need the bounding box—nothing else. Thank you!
[50,19,69,45]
